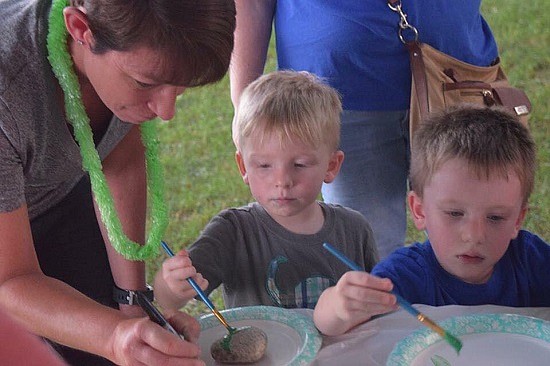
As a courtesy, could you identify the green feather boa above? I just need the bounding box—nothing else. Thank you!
[46,0,168,260]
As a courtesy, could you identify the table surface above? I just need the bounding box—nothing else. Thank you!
[299,305,550,366]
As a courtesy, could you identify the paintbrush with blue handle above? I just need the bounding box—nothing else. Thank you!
[160,241,236,332]
[322,242,462,354]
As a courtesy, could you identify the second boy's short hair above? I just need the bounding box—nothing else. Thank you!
[234,70,342,151]
[410,106,536,204]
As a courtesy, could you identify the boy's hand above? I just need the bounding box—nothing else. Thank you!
[313,271,398,336]
[161,249,209,302]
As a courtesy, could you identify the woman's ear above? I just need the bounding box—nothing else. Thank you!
[324,150,344,183]
[408,191,427,230]
[63,6,92,46]
[235,151,249,185]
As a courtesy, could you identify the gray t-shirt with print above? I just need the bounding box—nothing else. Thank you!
[189,202,379,309]
[0,0,132,219]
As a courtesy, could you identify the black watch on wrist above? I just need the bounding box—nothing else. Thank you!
[113,284,154,305]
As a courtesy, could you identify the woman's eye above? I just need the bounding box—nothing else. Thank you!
[135,80,154,88]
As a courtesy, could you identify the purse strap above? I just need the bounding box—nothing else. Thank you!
[387,0,430,121]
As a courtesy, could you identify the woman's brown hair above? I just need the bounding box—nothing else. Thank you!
[71,0,236,87]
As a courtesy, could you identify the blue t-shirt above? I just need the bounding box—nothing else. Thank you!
[372,230,550,306]
[274,0,498,111]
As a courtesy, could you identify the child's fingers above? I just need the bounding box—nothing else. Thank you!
[192,273,209,290]
[167,266,198,281]
[163,254,194,272]
[179,273,208,291]
[161,249,191,272]
[165,269,200,295]
[162,256,201,288]
[335,273,397,307]
[338,291,398,322]
[343,271,394,291]
[176,248,189,256]
[342,285,396,308]
[171,274,209,299]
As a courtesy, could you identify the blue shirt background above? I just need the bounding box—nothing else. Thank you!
[274,0,498,110]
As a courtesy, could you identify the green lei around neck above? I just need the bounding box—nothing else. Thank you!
[46,0,168,260]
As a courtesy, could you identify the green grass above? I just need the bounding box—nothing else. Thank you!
[148,0,549,316]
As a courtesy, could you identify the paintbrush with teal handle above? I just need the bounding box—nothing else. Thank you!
[322,242,462,354]
[160,241,236,332]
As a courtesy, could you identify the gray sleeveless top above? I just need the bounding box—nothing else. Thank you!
[0,0,132,219]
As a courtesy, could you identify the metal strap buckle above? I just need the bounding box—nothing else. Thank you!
[388,0,419,44]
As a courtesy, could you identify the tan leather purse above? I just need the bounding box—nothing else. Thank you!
[388,1,531,147]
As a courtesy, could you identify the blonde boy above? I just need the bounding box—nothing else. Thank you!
[314,106,550,336]
[155,71,379,311]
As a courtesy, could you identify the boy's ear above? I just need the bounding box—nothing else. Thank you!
[408,191,427,230]
[324,150,344,183]
[63,6,93,46]
[235,151,249,185]
[512,206,528,238]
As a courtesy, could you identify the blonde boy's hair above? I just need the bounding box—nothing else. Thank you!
[234,70,342,151]
[410,106,536,205]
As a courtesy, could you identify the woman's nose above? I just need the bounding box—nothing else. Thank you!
[148,86,186,121]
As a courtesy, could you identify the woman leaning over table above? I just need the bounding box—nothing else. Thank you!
[0,0,235,365]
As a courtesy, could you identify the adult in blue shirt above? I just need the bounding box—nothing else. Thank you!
[229,0,498,258]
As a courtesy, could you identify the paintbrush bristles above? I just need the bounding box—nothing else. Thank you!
[444,332,463,354]
[418,315,463,354]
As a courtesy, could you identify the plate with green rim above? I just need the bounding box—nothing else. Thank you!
[386,313,550,366]
[197,305,321,365]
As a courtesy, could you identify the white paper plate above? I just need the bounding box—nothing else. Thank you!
[197,305,321,365]
[386,313,550,366]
